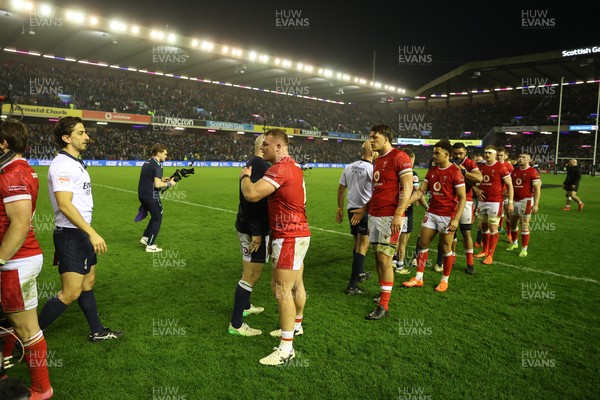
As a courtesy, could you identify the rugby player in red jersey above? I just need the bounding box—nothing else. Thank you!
[473,146,514,265]
[403,140,466,292]
[506,152,541,257]
[0,120,52,399]
[451,143,482,274]
[351,124,413,319]
[240,129,310,366]
[497,147,514,242]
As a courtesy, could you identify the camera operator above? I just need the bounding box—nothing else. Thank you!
[136,143,176,253]
[0,119,53,399]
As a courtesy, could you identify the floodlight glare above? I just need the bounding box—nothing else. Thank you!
[39,4,52,16]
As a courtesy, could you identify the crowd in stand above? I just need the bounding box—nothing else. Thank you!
[21,120,595,170]
[1,55,598,167]
[2,56,598,139]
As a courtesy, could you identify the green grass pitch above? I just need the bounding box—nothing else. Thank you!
[8,165,599,399]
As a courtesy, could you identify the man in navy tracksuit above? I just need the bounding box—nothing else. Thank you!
[137,143,176,252]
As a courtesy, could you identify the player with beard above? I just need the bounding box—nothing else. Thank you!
[473,146,513,265]
[451,143,482,274]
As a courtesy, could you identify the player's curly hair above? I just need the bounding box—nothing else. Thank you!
[434,139,453,156]
[370,124,394,143]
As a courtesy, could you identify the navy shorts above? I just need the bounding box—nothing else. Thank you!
[403,213,414,233]
[237,231,270,264]
[347,208,369,236]
[53,227,97,274]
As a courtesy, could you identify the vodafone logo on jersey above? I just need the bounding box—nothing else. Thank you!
[433,182,442,192]
[483,175,490,182]
[374,171,380,181]
[516,178,523,186]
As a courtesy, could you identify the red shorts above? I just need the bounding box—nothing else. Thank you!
[1,254,43,312]
[271,237,310,270]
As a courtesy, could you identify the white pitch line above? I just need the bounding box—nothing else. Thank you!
[97,184,599,285]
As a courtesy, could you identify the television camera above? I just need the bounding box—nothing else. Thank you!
[160,167,195,192]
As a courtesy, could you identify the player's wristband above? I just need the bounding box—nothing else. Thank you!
[240,174,250,181]
[508,200,513,204]
[337,207,343,211]
[0,258,7,266]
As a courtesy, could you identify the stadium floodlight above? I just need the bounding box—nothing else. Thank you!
[248,51,257,60]
[89,16,98,25]
[358,79,366,84]
[304,65,313,73]
[296,62,304,71]
[39,4,52,16]
[191,39,198,47]
[274,58,281,65]
[221,46,229,54]
[12,0,33,11]
[110,20,126,32]
[342,74,350,81]
[258,55,269,63]
[201,41,214,51]
[131,25,139,34]
[150,30,164,40]
[282,60,292,67]
[167,33,176,43]
[65,10,85,23]
[323,69,332,77]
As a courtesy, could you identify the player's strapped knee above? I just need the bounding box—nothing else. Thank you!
[373,242,396,257]
[460,223,472,231]
[488,216,501,225]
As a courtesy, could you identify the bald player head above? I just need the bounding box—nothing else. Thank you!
[254,134,266,157]
[361,140,374,161]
